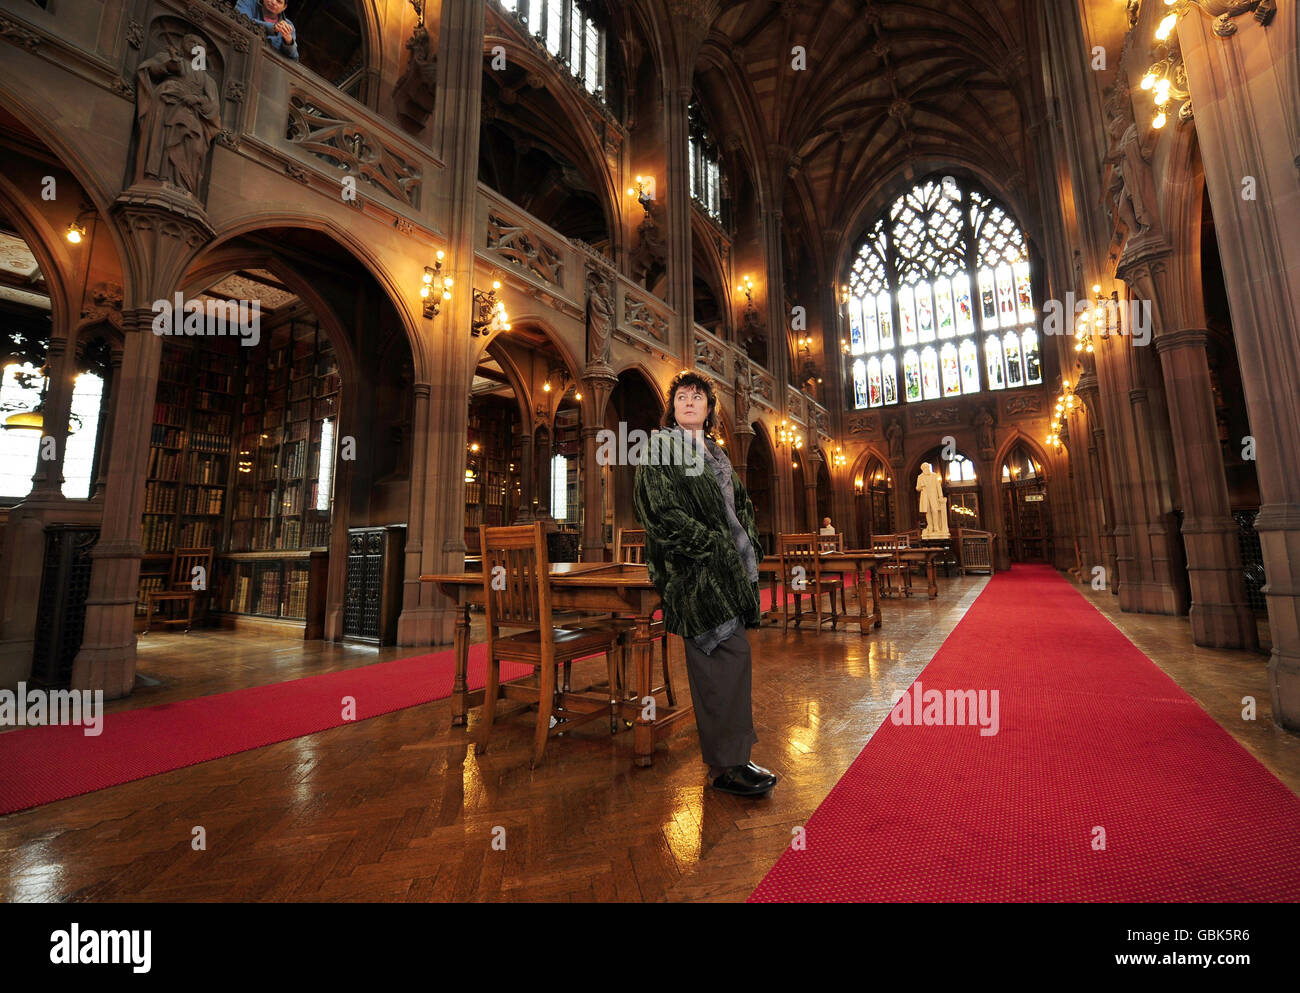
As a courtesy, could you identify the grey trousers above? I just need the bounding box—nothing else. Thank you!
[682,628,758,769]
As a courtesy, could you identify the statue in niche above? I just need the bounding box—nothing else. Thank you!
[734,356,753,425]
[885,417,904,463]
[585,266,613,369]
[1126,0,1141,28]
[134,34,222,196]
[974,406,995,458]
[916,462,950,540]
[630,199,667,288]
[1104,86,1160,239]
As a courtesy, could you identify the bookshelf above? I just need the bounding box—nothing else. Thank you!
[466,396,523,533]
[135,339,236,618]
[228,319,338,555]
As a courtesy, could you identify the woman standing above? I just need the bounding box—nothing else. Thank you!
[634,371,778,797]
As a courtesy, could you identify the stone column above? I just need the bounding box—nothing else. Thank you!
[663,84,694,355]
[397,0,485,645]
[91,346,124,502]
[70,309,164,698]
[1171,9,1298,725]
[514,428,534,522]
[1154,329,1257,647]
[580,373,616,560]
[804,448,820,533]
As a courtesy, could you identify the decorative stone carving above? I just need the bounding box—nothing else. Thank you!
[1187,0,1277,35]
[917,463,950,539]
[225,80,245,103]
[394,218,415,237]
[811,405,830,434]
[393,23,437,131]
[80,282,125,329]
[693,330,725,377]
[630,199,667,285]
[623,293,668,344]
[584,264,614,371]
[111,186,215,304]
[285,161,310,184]
[847,413,875,437]
[185,1,208,25]
[1003,394,1043,417]
[231,29,250,53]
[0,16,40,50]
[133,34,222,197]
[216,129,239,149]
[127,21,145,48]
[786,388,805,424]
[751,370,775,408]
[910,405,961,427]
[487,212,564,285]
[286,93,423,207]
[111,78,136,99]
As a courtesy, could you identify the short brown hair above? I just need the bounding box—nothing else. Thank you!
[661,369,718,436]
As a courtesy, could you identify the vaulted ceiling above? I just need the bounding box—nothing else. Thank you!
[695,0,1041,246]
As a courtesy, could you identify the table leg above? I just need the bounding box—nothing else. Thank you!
[451,601,470,727]
[855,563,869,636]
[928,557,938,599]
[871,568,882,628]
[632,615,655,767]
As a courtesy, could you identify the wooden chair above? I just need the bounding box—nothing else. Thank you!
[558,528,676,709]
[870,533,914,597]
[475,523,621,769]
[816,531,850,613]
[143,546,214,633]
[777,533,842,634]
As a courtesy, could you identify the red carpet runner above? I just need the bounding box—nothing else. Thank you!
[0,576,799,816]
[0,645,532,816]
[749,564,1300,902]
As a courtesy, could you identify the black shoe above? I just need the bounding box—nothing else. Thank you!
[711,764,777,796]
[745,761,778,784]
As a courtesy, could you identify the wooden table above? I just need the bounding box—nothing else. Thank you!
[422,562,687,768]
[759,551,891,635]
[896,547,944,598]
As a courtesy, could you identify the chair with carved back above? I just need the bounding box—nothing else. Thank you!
[816,530,850,613]
[143,546,214,633]
[475,523,621,769]
[870,532,914,597]
[777,532,842,634]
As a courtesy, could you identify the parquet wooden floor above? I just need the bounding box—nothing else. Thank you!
[2,571,1296,902]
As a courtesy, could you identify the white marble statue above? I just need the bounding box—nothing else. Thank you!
[916,462,950,539]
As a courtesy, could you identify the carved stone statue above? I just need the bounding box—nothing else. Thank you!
[630,200,667,286]
[916,462,950,539]
[885,417,904,463]
[134,35,222,196]
[734,356,753,425]
[1105,87,1160,239]
[584,266,613,370]
[974,406,995,458]
[393,24,437,131]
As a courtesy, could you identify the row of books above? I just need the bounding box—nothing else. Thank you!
[188,455,226,485]
[284,566,310,620]
[144,482,177,513]
[154,402,188,428]
[303,518,329,547]
[192,413,232,437]
[281,440,308,479]
[156,383,188,406]
[191,431,232,454]
[148,447,183,481]
[136,575,167,614]
[315,373,341,397]
[141,516,175,552]
[280,483,303,517]
[180,487,223,515]
[193,389,233,412]
[150,425,186,448]
[177,520,217,546]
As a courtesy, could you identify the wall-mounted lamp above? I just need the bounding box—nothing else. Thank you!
[626,174,655,208]
[736,274,756,306]
[422,250,452,319]
[1047,379,1078,450]
[832,446,847,469]
[776,420,803,450]
[470,280,511,337]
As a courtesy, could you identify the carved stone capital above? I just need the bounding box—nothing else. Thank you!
[112,184,215,306]
[1152,327,1209,353]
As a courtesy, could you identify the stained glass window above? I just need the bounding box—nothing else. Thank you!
[499,1,605,101]
[843,175,1039,410]
[689,101,724,223]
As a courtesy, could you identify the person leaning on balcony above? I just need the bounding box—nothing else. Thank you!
[633,370,778,798]
[237,0,299,61]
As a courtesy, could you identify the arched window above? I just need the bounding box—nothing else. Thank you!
[499,0,606,101]
[842,175,1042,410]
[0,363,105,499]
[688,101,724,223]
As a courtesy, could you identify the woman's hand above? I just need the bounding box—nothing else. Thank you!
[275,20,294,43]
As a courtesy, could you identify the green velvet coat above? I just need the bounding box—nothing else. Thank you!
[633,429,763,639]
